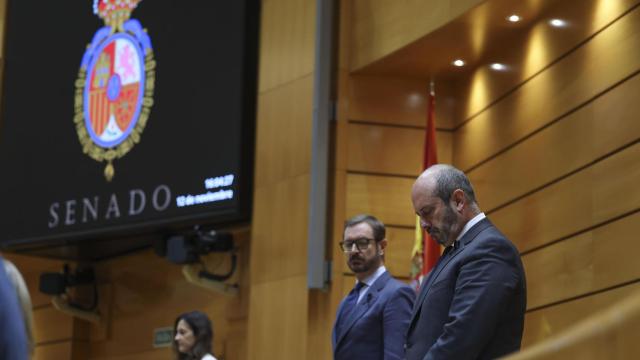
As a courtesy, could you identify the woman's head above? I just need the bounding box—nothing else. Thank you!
[173,311,213,359]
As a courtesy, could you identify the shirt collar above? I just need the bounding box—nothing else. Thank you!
[358,265,386,288]
[455,212,486,242]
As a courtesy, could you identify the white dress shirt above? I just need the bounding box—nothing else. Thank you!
[355,265,386,304]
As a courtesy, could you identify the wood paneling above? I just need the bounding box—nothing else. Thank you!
[523,212,640,309]
[248,0,317,356]
[258,0,315,92]
[250,175,310,284]
[468,71,640,211]
[455,0,640,121]
[306,290,334,360]
[350,0,483,71]
[248,275,308,359]
[33,306,75,344]
[490,142,640,253]
[87,347,170,360]
[34,342,73,360]
[254,75,313,188]
[523,283,640,348]
[454,5,640,170]
[347,123,452,176]
[348,75,454,129]
[346,174,416,227]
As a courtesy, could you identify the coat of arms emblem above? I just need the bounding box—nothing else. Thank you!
[74,0,155,181]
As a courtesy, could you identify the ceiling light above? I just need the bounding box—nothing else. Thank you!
[549,18,567,27]
[507,14,521,22]
[453,59,465,67]
[490,63,507,71]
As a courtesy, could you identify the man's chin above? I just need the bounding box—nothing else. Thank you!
[348,264,368,274]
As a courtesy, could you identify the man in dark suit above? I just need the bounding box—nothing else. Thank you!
[332,214,414,360]
[405,164,526,360]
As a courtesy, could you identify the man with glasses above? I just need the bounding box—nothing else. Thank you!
[332,214,414,360]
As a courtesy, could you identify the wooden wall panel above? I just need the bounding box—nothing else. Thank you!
[248,0,316,357]
[34,342,73,360]
[248,275,308,359]
[348,75,454,129]
[454,5,640,171]
[33,306,75,344]
[306,289,334,360]
[347,123,452,176]
[350,0,483,71]
[88,348,170,360]
[523,212,640,309]
[254,75,313,188]
[258,0,315,92]
[345,174,415,227]
[468,71,640,211]
[490,142,640,253]
[250,174,309,284]
[455,0,640,122]
[523,283,640,348]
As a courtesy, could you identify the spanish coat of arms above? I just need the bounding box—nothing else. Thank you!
[74,0,155,181]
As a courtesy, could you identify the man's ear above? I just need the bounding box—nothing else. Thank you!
[378,239,388,255]
[452,189,466,212]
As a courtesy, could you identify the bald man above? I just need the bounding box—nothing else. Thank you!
[405,164,526,360]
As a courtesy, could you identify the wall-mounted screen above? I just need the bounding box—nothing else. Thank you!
[0,0,259,256]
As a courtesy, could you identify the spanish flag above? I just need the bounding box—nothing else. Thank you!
[410,83,440,290]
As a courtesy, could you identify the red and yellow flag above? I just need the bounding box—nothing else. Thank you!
[410,84,440,290]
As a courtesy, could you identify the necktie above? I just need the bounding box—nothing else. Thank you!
[337,282,365,337]
[442,243,455,257]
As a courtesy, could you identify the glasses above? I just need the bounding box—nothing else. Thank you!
[339,238,374,252]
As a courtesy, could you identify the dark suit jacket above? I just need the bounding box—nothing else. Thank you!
[405,218,526,360]
[0,257,28,360]
[333,270,414,360]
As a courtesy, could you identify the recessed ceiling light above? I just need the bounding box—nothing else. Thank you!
[490,63,507,71]
[453,59,465,67]
[549,18,567,27]
[507,14,521,22]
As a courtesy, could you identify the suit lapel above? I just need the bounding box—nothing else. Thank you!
[408,219,493,331]
[335,271,390,349]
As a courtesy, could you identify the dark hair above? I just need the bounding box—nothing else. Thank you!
[344,214,386,242]
[173,311,213,360]
[431,164,478,205]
